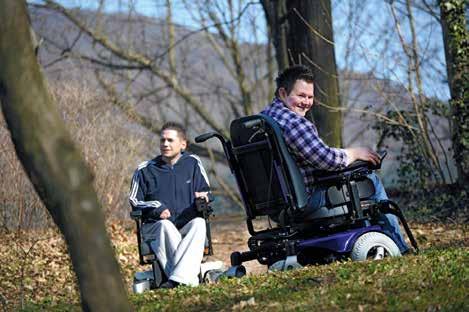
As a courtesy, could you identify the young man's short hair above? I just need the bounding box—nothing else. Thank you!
[161,122,187,141]
[275,65,315,97]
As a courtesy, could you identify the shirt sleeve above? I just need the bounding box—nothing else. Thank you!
[190,155,211,194]
[128,169,167,216]
[284,118,348,171]
[174,155,212,229]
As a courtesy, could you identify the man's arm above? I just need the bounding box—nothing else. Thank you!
[190,155,211,197]
[194,159,213,203]
[284,120,348,171]
[129,168,168,217]
[172,155,211,229]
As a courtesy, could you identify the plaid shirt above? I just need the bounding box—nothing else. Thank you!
[261,98,348,193]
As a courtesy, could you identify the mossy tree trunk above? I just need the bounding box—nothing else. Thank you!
[261,0,342,146]
[439,0,469,186]
[0,1,131,310]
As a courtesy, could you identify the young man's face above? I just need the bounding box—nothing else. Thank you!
[160,129,187,163]
[279,79,314,117]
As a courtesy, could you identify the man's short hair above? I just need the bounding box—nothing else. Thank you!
[161,122,187,141]
[275,65,315,97]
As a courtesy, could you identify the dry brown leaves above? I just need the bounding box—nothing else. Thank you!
[0,216,467,310]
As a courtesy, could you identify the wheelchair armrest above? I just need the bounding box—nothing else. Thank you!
[345,159,379,171]
[313,151,387,184]
[316,160,377,176]
[314,151,386,179]
[130,210,143,220]
[313,163,372,185]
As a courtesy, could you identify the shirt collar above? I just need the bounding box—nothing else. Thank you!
[271,97,305,120]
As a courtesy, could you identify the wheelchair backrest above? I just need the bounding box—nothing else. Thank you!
[229,114,308,219]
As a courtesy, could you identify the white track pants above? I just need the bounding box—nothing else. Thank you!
[149,217,206,286]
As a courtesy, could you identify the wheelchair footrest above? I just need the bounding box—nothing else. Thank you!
[231,250,257,266]
[132,270,155,293]
[224,265,246,278]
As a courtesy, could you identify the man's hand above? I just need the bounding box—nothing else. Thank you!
[159,209,171,219]
[345,147,380,166]
[195,191,209,202]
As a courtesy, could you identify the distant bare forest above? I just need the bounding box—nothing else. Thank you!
[0,1,462,230]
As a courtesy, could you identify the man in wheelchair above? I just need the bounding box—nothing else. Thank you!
[196,65,417,273]
[260,65,409,254]
[129,122,212,289]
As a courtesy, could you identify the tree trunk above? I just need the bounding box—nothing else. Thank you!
[0,1,131,311]
[261,0,342,146]
[439,0,469,186]
[262,0,289,71]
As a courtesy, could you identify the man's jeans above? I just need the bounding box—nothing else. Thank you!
[307,173,409,253]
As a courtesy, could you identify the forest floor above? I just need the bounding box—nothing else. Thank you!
[0,216,467,311]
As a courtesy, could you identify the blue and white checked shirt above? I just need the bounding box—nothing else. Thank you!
[261,98,348,193]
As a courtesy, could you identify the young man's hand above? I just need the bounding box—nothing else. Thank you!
[345,147,380,166]
[159,209,171,219]
[195,191,209,202]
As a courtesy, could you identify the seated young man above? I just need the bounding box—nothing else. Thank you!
[129,122,211,288]
[261,65,409,253]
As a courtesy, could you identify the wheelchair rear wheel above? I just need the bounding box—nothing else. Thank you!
[351,232,401,261]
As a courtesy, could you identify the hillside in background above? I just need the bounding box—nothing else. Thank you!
[0,6,455,230]
[31,6,454,181]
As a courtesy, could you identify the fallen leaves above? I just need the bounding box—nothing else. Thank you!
[0,219,467,311]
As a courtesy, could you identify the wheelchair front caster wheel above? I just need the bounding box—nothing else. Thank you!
[351,232,401,261]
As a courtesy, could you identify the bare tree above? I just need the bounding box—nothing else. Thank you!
[0,1,130,310]
[29,0,271,208]
[389,0,447,183]
[331,1,456,188]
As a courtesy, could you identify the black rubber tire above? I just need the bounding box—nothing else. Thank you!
[351,232,401,261]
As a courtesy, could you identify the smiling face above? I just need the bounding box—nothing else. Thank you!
[278,79,314,117]
[160,129,187,165]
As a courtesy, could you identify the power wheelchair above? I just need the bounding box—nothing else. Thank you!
[195,114,418,274]
[130,197,220,292]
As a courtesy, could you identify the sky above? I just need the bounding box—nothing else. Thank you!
[32,0,451,101]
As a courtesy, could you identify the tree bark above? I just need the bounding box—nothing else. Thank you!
[261,0,342,146]
[261,0,289,71]
[439,0,469,186]
[0,1,131,311]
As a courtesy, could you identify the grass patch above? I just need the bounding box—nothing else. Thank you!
[25,246,468,311]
